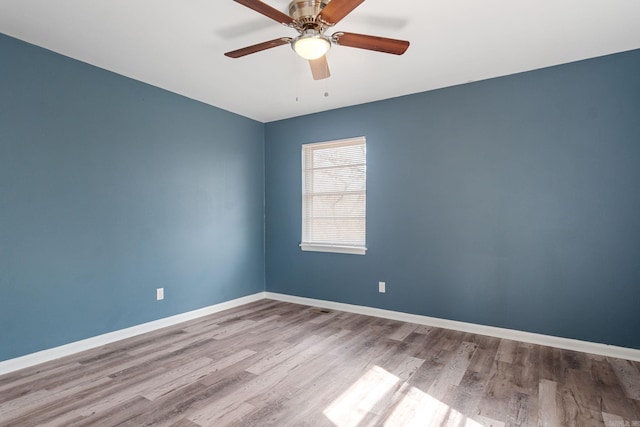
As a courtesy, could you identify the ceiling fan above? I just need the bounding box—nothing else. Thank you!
[224,0,410,80]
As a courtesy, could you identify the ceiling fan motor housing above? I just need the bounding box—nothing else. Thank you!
[289,0,330,30]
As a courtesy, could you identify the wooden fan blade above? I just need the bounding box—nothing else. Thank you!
[317,0,365,26]
[309,55,331,80]
[233,0,295,26]
[225,37,292,58]
[333,32,409,55]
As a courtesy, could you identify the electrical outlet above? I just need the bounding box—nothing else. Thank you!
[378,281,386,293]
[156,288,164,301]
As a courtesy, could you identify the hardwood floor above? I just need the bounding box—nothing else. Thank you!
[1,299,639,426]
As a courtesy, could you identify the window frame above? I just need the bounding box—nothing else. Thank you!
[300,136,367,256]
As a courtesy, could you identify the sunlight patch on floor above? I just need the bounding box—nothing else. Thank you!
[323,365,399,427]
[324,365,483,427]
[384,384,482,426]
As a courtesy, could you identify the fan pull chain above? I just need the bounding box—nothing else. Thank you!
[295,55,301,102]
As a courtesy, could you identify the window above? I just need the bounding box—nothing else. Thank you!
[301,137,367,255]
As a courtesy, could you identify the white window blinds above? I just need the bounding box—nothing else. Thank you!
[301,137,367,255]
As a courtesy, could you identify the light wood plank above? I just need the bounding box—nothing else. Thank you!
[539,379,561,427]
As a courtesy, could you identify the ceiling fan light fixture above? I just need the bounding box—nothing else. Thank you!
[292,32,331,60]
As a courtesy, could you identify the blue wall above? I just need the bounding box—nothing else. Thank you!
[265,49,640,349]
[0,34,265,361]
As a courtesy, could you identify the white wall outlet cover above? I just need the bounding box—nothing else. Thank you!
[379,282,386,293]
[156,288,164,300]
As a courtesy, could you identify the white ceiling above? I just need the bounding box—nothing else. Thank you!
[1,0,639,122]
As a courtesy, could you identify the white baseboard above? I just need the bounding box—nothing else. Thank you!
[265,292,640,362]
[3,290,638,377]
[0,292,266,376]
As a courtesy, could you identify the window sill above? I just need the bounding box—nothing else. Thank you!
[300,243,367,255]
